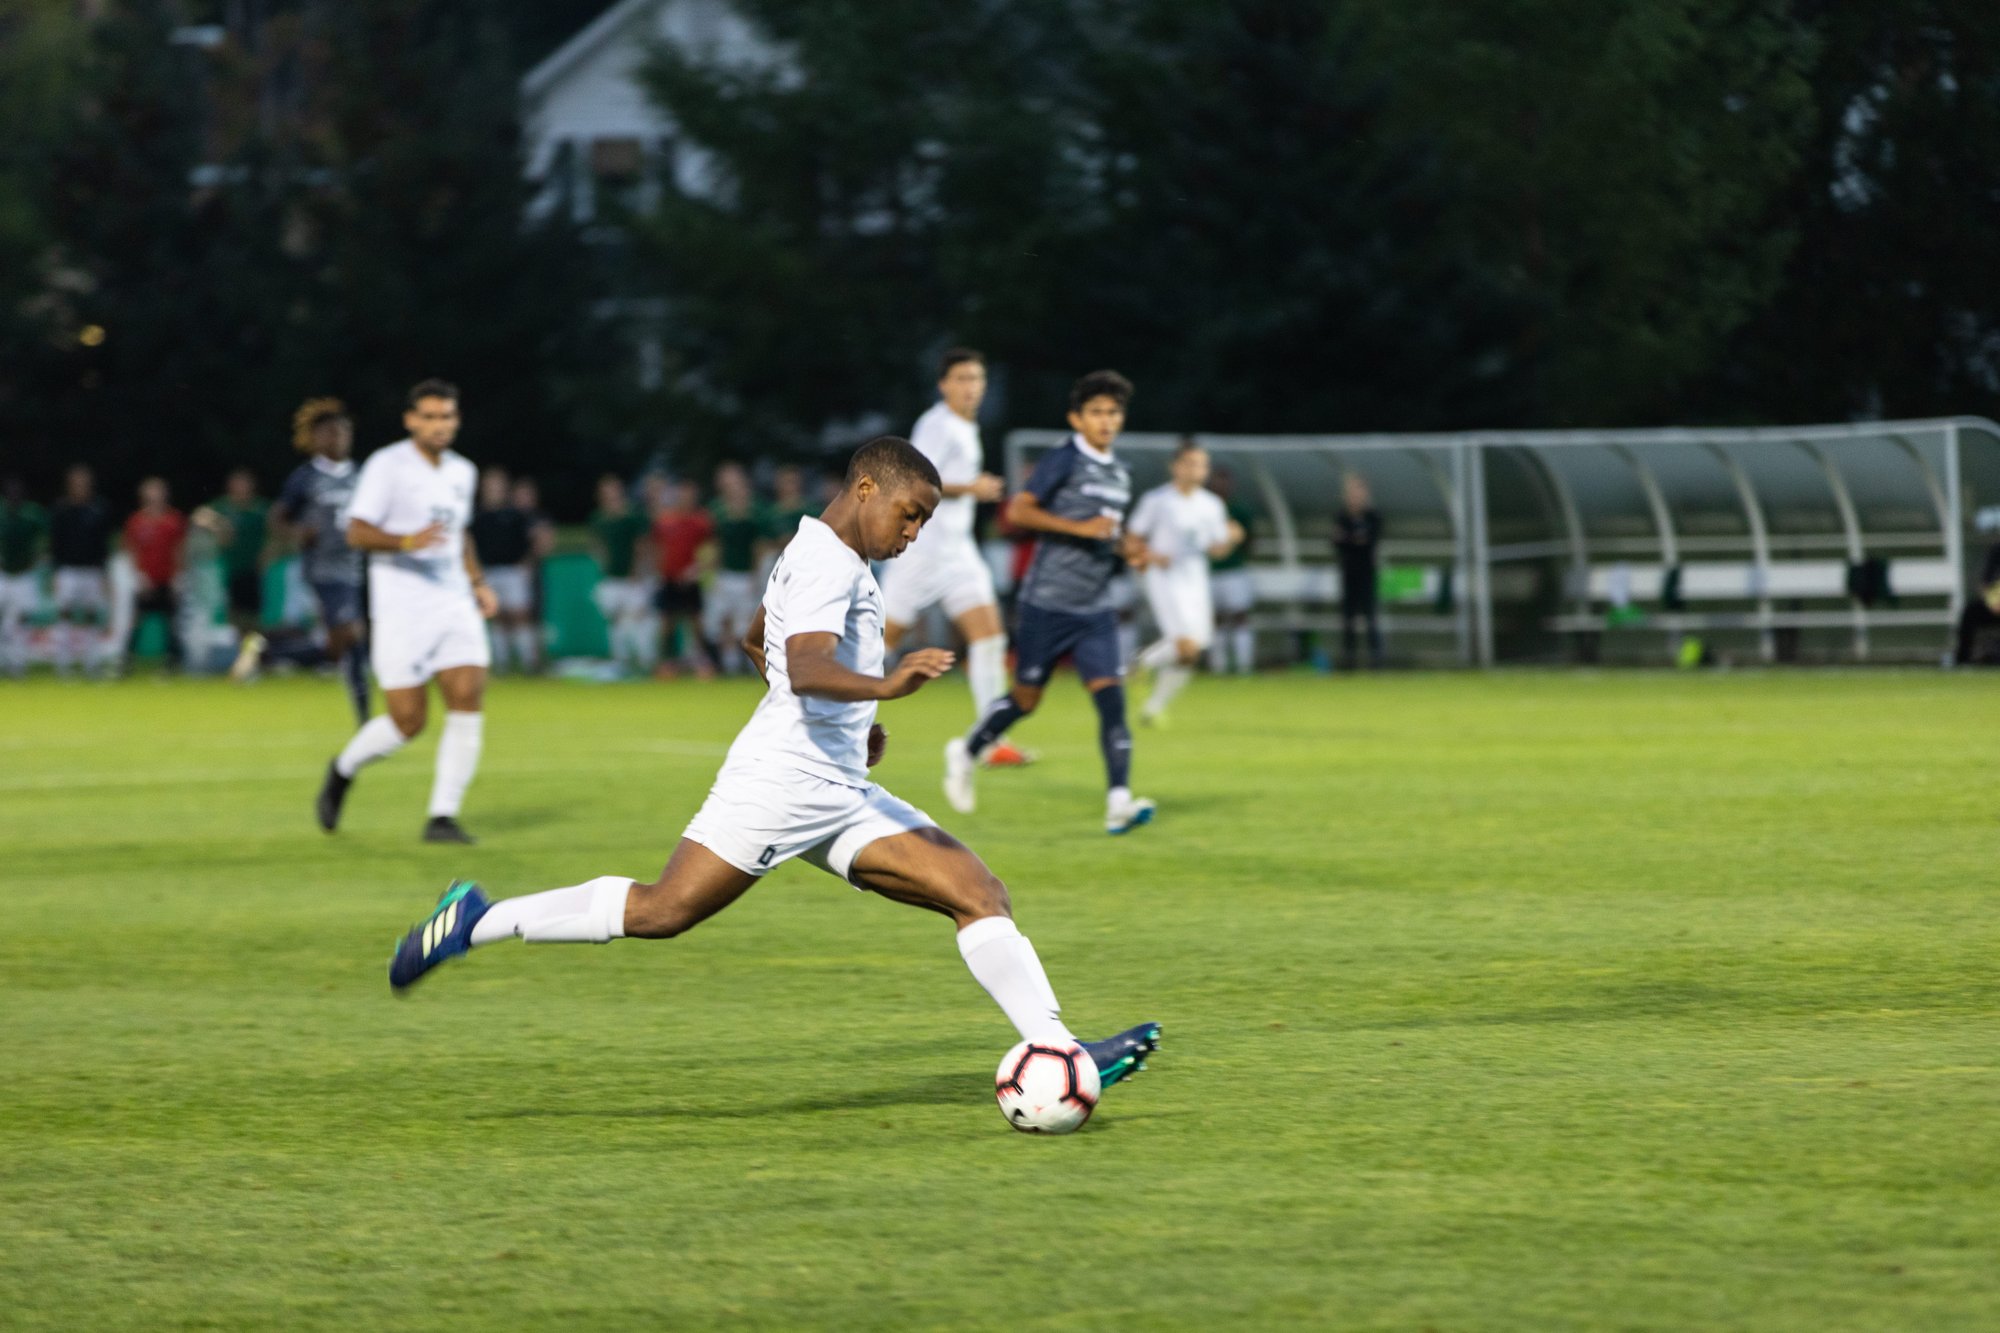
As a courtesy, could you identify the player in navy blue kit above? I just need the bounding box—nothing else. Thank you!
[271,399,370,723]
[945,371,1157,833]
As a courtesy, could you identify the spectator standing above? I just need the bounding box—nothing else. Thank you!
[590,474,654,675]
[1334,473,1384,670]
[195,468,270,637]
[123,476,189,670]
[509,476,555,673]
[470,469,534,674]
[1206,465,1258,674]
[706,462,775,675]
[49,465,113,675]
[650,478,719,678]
[0,477,48,676]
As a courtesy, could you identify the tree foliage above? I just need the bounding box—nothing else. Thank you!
[3,0,618,513]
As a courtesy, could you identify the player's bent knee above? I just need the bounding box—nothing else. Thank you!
[622,880,700,939]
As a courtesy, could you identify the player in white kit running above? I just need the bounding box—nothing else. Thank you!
[385,437,1162,1091]
[879,349,1031,767]
[316,379,499,844]
[1128,440,1243,725]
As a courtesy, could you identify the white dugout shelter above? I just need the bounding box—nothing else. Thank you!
[1005,418,2000,666]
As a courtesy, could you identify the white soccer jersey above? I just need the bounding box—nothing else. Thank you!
[1129,484,1231,575]
[345,440,478,620]
[723,515,883,787]
[906,401,982,549]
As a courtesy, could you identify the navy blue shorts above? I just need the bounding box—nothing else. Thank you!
[311,579,364,630]
[1014,604,1123,687]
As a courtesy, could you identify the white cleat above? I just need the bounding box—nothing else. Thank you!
[1105,793,1157,836]
[943,738,977,815]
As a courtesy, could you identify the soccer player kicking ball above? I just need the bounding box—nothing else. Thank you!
[317,379,498,844]
[1128,439,1243,726]
[945,371,1158,834]
[386,437,1161,1092]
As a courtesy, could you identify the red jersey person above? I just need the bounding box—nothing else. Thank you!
[123,476,189,671]
[650,478,720,678]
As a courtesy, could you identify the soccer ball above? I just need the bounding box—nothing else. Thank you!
[994,1038,1101,1134]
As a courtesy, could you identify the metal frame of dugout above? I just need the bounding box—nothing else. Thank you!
[1004,417,2000,667]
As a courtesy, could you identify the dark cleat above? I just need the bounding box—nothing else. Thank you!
[389,879,490,992]
[316,760,351,832]
[422,815,477,845]
[1079,1021,1162,1088]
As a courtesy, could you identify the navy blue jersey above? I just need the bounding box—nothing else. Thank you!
[49,499,112,568]
[1016,436,1132,614]
[277,459,363,585]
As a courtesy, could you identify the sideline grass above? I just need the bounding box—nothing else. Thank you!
[3,670,1996,1330]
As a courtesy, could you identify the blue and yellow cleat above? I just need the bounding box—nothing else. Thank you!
[388,879,490,993]
[1079,1021,1161,1088]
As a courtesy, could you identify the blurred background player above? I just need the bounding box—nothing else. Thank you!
[880,348,1030,767]
[317,379,497,844]
[770,464,814,545]
[706,461,774,676]
[1206,464,1257,674]
[650,477,719,679]
[949,370,1156,834]
[49,464,112,676]
[1335,473,1384,670]
[0,476,48,676]
[1129,440,1243,725]
[193,468,270,643]
[272,398,369,719]
[590,473,655,676]
[470,468,539,675]
[512,476,555,670]
[123,477,188,673]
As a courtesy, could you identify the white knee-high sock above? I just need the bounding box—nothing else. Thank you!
[957,916,1074,1043]
[966,634,1008,716]
[470,875,632,946]
[427,711,484,818]
[1136,637,1178,671]
[336,714,408,778]
[1232,626,1254,673]
[1148,664,1193,716]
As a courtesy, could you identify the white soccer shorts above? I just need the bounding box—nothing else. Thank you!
[1144,567,1216,648]
[592,577,650,620]
[0,571,41,619]
[705,570,762,638]
[683,761,937,883]
[484,565,534,614]
[1212,568,1255,616]
[879,537,997,627]
[52,567,109,618]
[370,600,491,691]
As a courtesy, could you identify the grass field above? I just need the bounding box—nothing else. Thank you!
[3,669,1997,1330]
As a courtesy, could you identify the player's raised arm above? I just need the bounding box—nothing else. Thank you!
[787,632,954,701]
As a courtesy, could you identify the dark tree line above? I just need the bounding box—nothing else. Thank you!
[3,0,1997,514]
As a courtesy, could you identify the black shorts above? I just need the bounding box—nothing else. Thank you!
[1014,604,1123,687]
[657,580,704,617]
[226,568,263,618]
